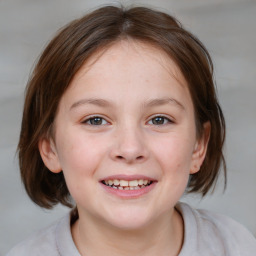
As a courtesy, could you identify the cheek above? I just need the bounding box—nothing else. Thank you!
[149,136,194,212]
[55,133,106,202]
[55,130,105,186]
[153,136,194,173]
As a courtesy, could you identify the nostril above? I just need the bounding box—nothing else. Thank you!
[115,155,144,161]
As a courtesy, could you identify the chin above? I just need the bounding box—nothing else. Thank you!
[103,206,154,231]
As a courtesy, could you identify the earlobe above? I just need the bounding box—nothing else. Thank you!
[190,121,211,174]
[38,138,62,173]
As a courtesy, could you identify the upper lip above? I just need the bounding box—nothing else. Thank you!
[100,174,157,182]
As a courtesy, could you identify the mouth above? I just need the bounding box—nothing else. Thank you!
[100,175,157,198]
[101,179,153,190]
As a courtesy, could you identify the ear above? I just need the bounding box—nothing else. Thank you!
[190,121,211,174]
[38,137,62,173]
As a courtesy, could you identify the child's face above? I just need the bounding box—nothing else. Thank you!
[40,41,208,229]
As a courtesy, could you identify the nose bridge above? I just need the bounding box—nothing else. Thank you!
[110,120,149,163]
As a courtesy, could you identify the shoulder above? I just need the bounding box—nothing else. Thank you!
[5,213,79,256]
[6,221,58,256]
[176,202,256,256]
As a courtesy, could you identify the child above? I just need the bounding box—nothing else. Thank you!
[7,5,256,256]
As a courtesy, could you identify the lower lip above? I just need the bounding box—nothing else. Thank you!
[100,182,157,199]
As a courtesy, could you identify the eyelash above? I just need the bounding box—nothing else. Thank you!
[82,115,173,126]
[82,116,109,126]
[148,115,173,125]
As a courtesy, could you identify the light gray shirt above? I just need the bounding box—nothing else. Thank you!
[6,202,256,255]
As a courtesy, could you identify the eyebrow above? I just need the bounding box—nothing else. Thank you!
[142,97,185,110]
[70,98,113,110]
[70,97,185,111]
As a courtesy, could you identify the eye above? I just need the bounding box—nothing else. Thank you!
[148,116,173,125]
[82,116,108,125]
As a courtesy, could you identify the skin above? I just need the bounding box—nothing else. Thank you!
[39,40,210,256]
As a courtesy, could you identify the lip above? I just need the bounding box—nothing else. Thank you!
[99,174,158,199]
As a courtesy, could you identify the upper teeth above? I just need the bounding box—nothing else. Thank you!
[104,179,150,187]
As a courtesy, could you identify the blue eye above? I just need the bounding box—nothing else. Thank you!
[148,116,172,125]
[83,116,108,125]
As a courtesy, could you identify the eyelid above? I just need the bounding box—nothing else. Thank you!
[147,115,174,125]
[81,115,110,125]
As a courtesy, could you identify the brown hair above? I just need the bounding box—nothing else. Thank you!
[18,5,226,209]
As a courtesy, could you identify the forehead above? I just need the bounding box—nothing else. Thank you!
[72,40,188,90]
[58,40,193,113]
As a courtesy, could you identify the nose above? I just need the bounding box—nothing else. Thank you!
[109,125,149,164]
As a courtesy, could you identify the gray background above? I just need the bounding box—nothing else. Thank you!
[1,0,256,254]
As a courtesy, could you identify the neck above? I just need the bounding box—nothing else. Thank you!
[72,208,184,256]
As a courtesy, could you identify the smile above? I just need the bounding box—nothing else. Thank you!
[100,175,157,198]
[102,179,153,190]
